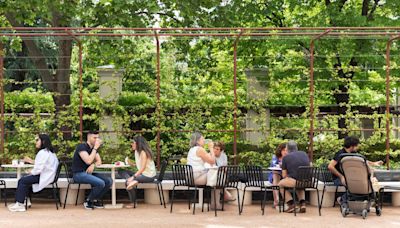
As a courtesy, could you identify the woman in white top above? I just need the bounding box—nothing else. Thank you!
[8,134,59,212]
[187,132,216,185]
[120,136,156,208]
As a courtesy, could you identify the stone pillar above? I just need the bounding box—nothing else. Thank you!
[244,68,270,145]
[97,65,123,147]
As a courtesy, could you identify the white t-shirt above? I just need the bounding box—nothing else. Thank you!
[187,146,206,172]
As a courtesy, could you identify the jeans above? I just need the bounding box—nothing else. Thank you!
[118,170,154,203]
[15,175,40,203]
[73,172,112,201]
[334,178,347,204]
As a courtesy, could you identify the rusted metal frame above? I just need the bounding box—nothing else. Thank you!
[65,30,84,142]
[0,42,4,163]
[233,30,244,165]
[385,35,400,170]
[154,31,161,170]
[308,29,332,162]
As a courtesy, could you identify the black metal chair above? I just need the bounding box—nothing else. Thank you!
[25,162,63,210]
[0,180,7,206]
[62,159,86,208]
[283,166,321,216]
[319,164,342,207]
[212,165,241,217]
[241,165,279,215]
[131,160,168,208]
[170,164,208,215]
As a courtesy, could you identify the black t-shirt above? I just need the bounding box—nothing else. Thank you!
[332,148,346,180]
[71,143,94,173]
[281,151,310,180]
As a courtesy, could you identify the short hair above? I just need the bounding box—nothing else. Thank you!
[275,143,287,158]
[343,136,359,149]
[214,141,225,151]
[88,130,99,135]
[190,132,203,148]
[286,140,298,153]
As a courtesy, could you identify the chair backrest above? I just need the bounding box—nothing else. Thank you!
[243,165,264,187]
[51,162,63,184]
[319,164,334,184]
[172,164,195,187]
[216,165,241,188]
[157,160,168,182]
[295,166,318,189]
[62,159,74,183]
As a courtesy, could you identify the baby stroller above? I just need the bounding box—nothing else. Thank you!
[339,153,382,219]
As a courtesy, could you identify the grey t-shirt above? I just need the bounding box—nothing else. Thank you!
[216,152,228,166]
[281,151,310,180]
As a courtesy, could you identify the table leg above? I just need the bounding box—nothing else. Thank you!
[105,167,123,209]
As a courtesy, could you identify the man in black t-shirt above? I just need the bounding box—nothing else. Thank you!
[328,136,383,205]
[278,140,310,213]
[72,131,112,209]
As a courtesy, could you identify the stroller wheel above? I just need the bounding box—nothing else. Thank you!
[376,207,382,216]
[362,209,368,219]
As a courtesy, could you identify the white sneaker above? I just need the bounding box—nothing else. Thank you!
[8,202,26,212]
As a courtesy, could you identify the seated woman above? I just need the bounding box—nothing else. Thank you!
[214,141,235,202]
[268,143,287,208]
[8,134,59,212]
[119,136,156,209]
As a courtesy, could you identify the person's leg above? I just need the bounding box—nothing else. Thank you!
[92,173,112,200]
[73,172,106,202]
[118,169,134,180]
[193,171,207,186]
[15,175,40,203]
[272,172,281,206]
[278,177,296,212]
[125,175,155,206]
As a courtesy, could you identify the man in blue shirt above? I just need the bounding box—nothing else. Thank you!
[278,141,310,213]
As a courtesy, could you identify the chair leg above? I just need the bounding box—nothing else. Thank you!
[52,185,59,210]
[262,188,268,215]
[160,184,166,208]
[320,185,326,209]
[241,187,246,214]
[236,188,241,215]
[293,188,297,216]
[214,187,217,217]
[221,188,225,211]
[202,188,205,213]
[188,186,191,210]
[317,189,321,216]
[75,184,80,206]
[334,185,339,207]
[64,184,70,209]
[170,187,175,213]
[192,187,197,215]
[134,187,137,208]
[156,183,162,206]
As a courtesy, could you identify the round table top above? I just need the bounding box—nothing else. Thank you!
[1,164,34,168]
[96,164,130,169]
[267,167,282,171]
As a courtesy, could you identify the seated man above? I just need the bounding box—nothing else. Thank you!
[278,140,310,213]
[71,130,112,209]
[328,136,383,205]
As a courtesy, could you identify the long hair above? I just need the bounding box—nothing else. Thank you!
[133,136,153,160]
[275,143,286,158]
[38,134,55,153]
[190,132,203,148]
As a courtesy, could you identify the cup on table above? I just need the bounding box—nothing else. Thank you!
[12,159,18,165]
[19,160,25,165]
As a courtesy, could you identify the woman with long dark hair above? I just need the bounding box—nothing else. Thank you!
[8,134,59,212]
[119,135,156,208]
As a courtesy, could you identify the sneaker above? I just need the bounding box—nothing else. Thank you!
[299,201,306,213]
[8,202,26,212]
[284,203,295,213]
[93,200,104,209]
[84,200,94,210]
[126,180,139,190]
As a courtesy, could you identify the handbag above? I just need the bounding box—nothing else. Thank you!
[207,168,219,187]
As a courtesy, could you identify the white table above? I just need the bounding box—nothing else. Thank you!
[267,167,282,171]
[96,164,130,209]
[1,164,34,179]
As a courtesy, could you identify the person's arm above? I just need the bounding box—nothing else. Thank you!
[281,158,287,178]
[30,151,48,175]
[367,160,383,167]
[328,159,346,185]
[79,140,101,165]
[94,153,102,166]
[134,151,148,177]
[281,169,287,178]
[197,147,216,165]
[23,156,34,164]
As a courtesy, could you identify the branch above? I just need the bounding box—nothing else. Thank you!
[362,0,369,16]
[339,0,348,11]
[325,0,331,6]
[367,0,380,20]
[4,12,55,92]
